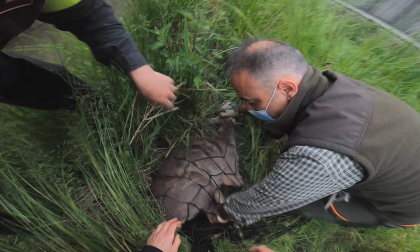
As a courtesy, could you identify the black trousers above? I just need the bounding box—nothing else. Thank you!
[0,51,83,111]
[294,195,404,228]
[0,52,86,235]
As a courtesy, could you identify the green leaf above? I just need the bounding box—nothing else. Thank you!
[213,34,226,41]
[208,73,218,80]
[160,50,169,57]
[193,76,202,89]
[165,58,175,70]
[159,23,172,38]
[195,44,203,53]
[152,41,165,50]
[211,50,219,56]
[188,21,200,31]
[178,10,194,20]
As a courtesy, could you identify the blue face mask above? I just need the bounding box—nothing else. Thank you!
[248,82,278,121]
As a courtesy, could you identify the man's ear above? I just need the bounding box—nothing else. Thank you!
[278,77,299,101]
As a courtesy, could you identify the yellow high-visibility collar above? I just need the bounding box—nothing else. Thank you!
[42,0,82,13]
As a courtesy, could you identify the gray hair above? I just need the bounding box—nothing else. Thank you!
[225,38,309,86]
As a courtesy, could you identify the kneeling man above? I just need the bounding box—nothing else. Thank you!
[217,39,420,228]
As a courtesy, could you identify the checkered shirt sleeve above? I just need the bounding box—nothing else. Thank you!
[223,145,365,226]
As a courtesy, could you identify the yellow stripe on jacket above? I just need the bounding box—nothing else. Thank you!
[42,0,82,13]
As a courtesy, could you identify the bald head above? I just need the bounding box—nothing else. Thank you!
[225,39,308,89]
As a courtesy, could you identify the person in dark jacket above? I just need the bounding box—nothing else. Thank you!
[0,0,177,235]
[216,39,420,228]
[0,0,177,110]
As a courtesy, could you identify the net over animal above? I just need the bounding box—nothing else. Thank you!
[151,116,244,223]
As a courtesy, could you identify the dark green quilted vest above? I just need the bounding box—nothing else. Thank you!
[263,66,420,225]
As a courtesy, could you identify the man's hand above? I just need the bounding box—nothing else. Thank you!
[249,245,275,252]
[131,65,177,109]
[147,219,182,252]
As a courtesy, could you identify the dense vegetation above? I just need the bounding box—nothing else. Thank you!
[1,0,419,251]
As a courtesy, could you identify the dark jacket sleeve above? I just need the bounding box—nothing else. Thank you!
[138,245,163,252]
[37,0,147,75]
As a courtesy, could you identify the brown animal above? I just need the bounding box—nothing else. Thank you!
[151,116,244,223]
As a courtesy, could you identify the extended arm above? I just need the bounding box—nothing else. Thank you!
[223,146,364,225]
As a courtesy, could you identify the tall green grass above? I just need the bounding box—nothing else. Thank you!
[1,0,420,251]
